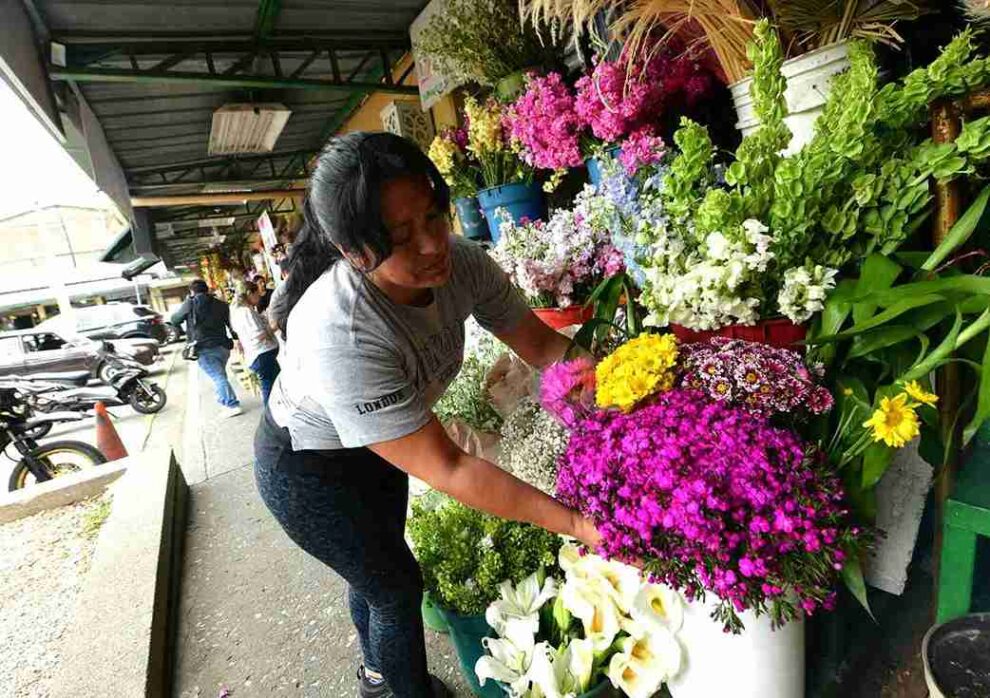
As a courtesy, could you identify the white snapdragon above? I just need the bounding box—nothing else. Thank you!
[777,264,838,324]
[641,219,773,331]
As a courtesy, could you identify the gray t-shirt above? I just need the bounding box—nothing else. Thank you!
[268,236,530,451]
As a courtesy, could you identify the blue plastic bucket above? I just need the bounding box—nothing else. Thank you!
[454,196,489,241]
[476,182,545,243]
[586,146,622,187]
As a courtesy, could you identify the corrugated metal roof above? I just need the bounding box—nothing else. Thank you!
[28,0,426,266]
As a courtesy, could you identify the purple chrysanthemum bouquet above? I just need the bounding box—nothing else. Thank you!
[679,338,835,420]
[542,340,860,633]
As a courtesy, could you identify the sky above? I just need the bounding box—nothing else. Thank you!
[0,77,114,220]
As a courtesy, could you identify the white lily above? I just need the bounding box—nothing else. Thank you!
[559,545,641,612]
[606,630,683,698]
[560,576,621,653]
[475,625,537,695]
[486,572,558,638]
[528,639,596,698]
[630,584,684,635]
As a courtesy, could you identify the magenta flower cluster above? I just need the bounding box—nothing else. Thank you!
[554,388,857,631]
[617,129,667,175]
[505,72,585,170]
[575,58,666,142]
[679,338,835,419]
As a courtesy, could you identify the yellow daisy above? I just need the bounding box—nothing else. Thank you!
[863,394,920,448]
[903,381,938,408]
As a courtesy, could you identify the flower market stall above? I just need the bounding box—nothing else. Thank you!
[412,2,990,695]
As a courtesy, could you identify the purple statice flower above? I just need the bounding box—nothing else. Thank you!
[556,388,857,631]
[679,338,834,420]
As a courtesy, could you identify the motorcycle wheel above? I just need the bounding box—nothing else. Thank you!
[7,440,108,491]
[128,381,167,414]
[97,361,115,385]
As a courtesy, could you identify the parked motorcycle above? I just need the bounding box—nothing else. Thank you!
[13,355,167,414]
[0,387,107,491]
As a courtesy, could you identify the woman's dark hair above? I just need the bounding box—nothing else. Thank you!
[269,132,449,335]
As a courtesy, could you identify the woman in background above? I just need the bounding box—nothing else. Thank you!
[230,282,280,405]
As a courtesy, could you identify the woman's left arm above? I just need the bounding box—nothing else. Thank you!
[495,310,572,369]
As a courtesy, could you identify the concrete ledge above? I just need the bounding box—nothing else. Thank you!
[0,460,129,524]
[53,447,188,698]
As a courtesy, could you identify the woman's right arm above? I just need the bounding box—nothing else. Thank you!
[368,417,601,549]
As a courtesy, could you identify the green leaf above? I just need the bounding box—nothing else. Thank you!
[860,275,990,307]
[902,307,964,382]
[813,295,947,343]
[853,254,903,324]
[569,318,621,356]
[846,326,921,360]
[622,277,641,338]
[841,551,875,621]
[922,183,990,271]
[862,442,895,488]
[963,328,990,446]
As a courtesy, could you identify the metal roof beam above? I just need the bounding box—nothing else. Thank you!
[127,149,316,178]
[50,30,411,45]
[49,65,418,95]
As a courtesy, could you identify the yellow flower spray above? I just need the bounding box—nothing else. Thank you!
[596,334,680,412]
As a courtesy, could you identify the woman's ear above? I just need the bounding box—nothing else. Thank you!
[339,245,376,273]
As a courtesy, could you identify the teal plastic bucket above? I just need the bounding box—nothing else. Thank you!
[476,182,545,243]
[454,196,489,241]
[499,676,616,696]
[421,592,449,634]
[437,607,503,698]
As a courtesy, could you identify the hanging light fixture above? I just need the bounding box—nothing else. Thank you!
[208,103,291,155]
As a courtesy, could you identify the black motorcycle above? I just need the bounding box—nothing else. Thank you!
[0,388,106,491]
[14,354,167,415]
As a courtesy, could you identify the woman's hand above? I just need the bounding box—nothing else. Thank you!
[571,512,602,550]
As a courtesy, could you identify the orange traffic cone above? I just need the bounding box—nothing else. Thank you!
[94,401,128,461]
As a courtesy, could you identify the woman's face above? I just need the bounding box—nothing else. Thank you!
[370,175,451,292]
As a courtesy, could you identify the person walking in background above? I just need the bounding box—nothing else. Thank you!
[230,282,280,405]
[171,279,243,418]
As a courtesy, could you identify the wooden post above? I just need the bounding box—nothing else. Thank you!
[931,100,964,615]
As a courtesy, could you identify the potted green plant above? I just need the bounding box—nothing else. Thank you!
[417,0,559,101]
[408,498,562,698]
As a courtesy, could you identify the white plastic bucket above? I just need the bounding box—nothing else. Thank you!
[668,595,805,698]
[731,41,851,154]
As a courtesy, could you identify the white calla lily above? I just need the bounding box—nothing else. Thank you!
[606,629,683,698]
[630,584,684,634]
[475,629,536,695]
[486,572,558,638]
[560,577,621,653]
[528,639,596,698]
[595,559,642,613]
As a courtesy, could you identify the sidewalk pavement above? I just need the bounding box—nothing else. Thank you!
[172,359,471,697]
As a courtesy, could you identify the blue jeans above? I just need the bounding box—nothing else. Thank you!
[249,349,280,406]
[197,345,239,407]
[253,409,431,697]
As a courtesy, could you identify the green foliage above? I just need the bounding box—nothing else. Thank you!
[660,118,714,222]
[807,190,990,515]
[418,0,557,87]
[408,497,562,616]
